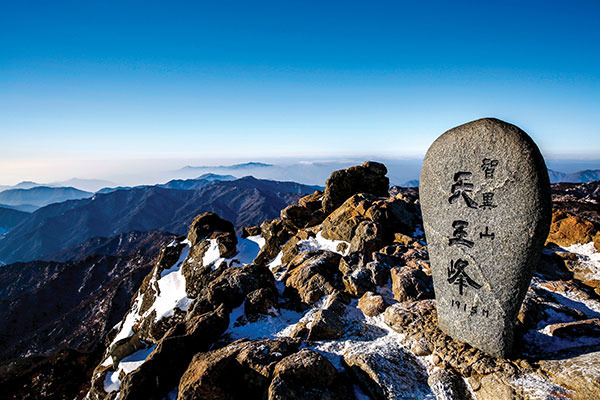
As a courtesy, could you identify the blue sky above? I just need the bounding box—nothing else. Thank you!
[0,0,599,183]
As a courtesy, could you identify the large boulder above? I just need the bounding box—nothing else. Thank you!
[322,161,389,214]
[358,291,390,317]
[255,219,296,265]
[349,220,385,253]
[187,212,235,246]
[321,193,417,245]
[118,306,229,400]
[546,210,599,250]
[339,252,393,297]
[178,338,300,400]
[390,266,433,302]
[283,251,343,307]
[268,349,353,400]
[189,263,277,316]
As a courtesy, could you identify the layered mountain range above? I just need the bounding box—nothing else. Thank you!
[0,163,599,399]
[0,176,320,264]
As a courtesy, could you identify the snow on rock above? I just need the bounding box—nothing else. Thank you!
[202,239,221,268]
[110,240,192,347]
[297,231,350,256]
[203,235,263,269]
[118,345,157,374]
[511,373,573,400]
[246,234,265,249]
[565,241,600,281]
[110,292,144,346]
[153,242,192,321]
[226,301,304,341]
[225,292,437,399]
[231,235,263,265]
[103,370,121,393]
[522,276,600,356]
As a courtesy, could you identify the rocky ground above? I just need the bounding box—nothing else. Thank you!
[7,162,600,399]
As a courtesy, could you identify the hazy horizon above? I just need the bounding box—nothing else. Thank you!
[2,155,599,189]
[2,1,599,186]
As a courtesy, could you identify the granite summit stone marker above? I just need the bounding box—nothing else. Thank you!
[419,118,552,358]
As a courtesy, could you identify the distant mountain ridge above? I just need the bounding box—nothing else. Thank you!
[548,169,600,184]
[0,177,321,264]
[0,186,92,208]
[0,178,115,193]
[0,207,30,237]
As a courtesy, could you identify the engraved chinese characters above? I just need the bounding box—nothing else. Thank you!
[419,118,551,358]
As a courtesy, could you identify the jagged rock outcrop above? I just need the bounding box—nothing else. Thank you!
[46,167,600,399]
[547,210,600,250]
[322,161,389,214]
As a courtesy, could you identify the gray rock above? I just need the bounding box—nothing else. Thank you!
[419,118,552,358]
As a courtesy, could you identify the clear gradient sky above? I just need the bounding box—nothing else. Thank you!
[1,0,599,184]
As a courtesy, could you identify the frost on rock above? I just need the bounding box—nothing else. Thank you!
[511,373,573,400]
[565,241,600,281]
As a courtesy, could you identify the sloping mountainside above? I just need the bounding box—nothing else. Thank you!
[0,207,29,234]
[0,177,320,264]
[0,186,93,208]
[0,230,176,364]
[1,163,600,400]
[549,169,600,184]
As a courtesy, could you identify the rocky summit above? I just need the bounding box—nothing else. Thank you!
[420,118,552,357]
[3,162,600,400]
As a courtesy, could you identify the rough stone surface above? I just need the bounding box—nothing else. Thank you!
[321,161,389,214]
[547,210,598,248]
[419,118,552,357]
[390,266,432,302]
[187,212,235,246]
[357,291,390,317]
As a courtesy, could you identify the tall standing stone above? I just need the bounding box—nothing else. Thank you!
[419,118,552,358]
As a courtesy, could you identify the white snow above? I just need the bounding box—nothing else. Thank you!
[296,231,350,256]
[101,345,158,395]
[268,251,283,271]
[203,235,263,269]
[152,242,193,321]
[118,345,157,374]
[110,240,193,346]
[103,370,121,393]
[101,356,113,367]
[246,234,265,249]
[202,239,222,268]
[564,241,600,281]
[231,235,263,265]
[111,292,144,345]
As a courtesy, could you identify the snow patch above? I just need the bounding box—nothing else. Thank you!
[152,242,193,321]
[297,232,350,256]
[118,345,157,375]
[202,239,222,268]
[246,234,265,249]
[564,241,600,281]
[110,240,192,346]
[103,370,121,393]
[231,235,262,265]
